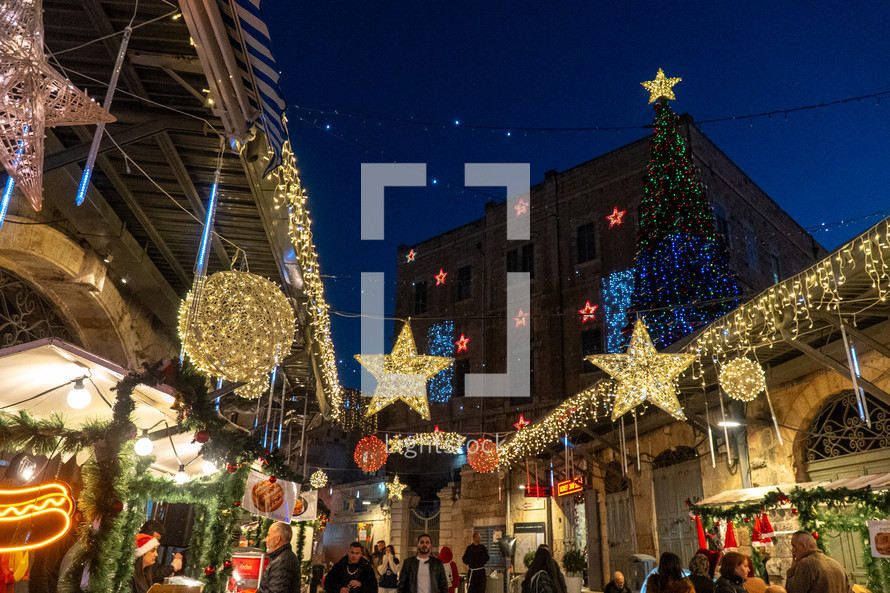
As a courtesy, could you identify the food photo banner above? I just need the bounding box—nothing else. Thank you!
[241,470,299,522]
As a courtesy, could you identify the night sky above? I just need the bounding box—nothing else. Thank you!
[264,1,889,389]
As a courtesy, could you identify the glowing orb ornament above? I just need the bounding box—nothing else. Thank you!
[354,436,388,472]
[466,438,499,473]
[310,469,328,489]
[179,271,295,399]
[719,357,766,402]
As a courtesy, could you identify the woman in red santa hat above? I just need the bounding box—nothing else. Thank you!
[132,532,161,593]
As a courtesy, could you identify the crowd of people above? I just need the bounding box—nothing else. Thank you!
[128,525,859,593]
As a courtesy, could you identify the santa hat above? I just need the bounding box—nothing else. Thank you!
[135,533,160,558]
[752,513,775,549]
[694,515,707,550]
[723,521,738,551]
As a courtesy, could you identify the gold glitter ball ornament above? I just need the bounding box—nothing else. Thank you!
[179,271,295,398]
[310,469,328,489]
[719,357,766,402]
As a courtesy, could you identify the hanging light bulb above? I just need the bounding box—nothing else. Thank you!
[174,465,189,485]
[202,460,218,474]
[134,430,154,456]
[67,378,91,409]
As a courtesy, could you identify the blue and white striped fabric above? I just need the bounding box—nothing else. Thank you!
[218,0,287,175]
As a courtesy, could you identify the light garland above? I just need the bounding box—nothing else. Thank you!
[385,475,407,500]
[179,271,295,399]
[426,322,455,402]
[641,68,682,103]
[272,141,343,420]
[387,427,466,455]
[309,469,328,489]
[587,319,695,420]
[0,0,115,211]
[498,379,615,467]
[355,321,452,420]
[603,269,634,353]
[719,358,766,402]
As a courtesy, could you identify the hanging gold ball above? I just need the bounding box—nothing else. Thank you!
[179,271,295,398]
[719,357,766,402]
[310,469,328,489]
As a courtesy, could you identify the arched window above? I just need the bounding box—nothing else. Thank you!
[0,268,76,347]
[652,445,698,469]
[804,390,890,462]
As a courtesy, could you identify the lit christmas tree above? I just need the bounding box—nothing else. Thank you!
[631,70,740,347]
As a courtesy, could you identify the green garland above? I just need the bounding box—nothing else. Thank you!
[695,486,890,590]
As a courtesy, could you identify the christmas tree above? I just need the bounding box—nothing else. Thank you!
[631,69,740,347]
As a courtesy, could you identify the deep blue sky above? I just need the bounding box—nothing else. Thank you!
[264,1,889,389]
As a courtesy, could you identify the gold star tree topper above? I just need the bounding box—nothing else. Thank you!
[641,68,682,104]
[586,319,695,421]
[385,475,407,500]
[0,0,115,211]
[355,321,452,420]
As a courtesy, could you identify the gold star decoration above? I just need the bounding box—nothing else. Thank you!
[0,0,115,211]
[641,68,682,104]
[606,207,626,227]
[435,268,448,285]
[586,319,695,420]
[355,321,452,420]
[578,301,598,322]
[406,248,416,262]
[513,308,529,328]
[513,198,529,217]
[455,334,469,352]
[385,475,407,500]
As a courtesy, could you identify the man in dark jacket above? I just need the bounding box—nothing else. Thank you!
[258,522,301,593]
[461,533,489,593]
[398,534,448,593]
[325,542,379,593]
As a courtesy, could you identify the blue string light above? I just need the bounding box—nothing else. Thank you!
[427,321,454,402]
[604,269,634,352]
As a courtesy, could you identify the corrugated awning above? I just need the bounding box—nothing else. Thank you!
[696,473,890,506]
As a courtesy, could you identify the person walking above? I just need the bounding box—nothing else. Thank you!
[604,571,631,593]
[688,553,715,593]
[373,541,387,573]
[326,542,379,593]
[785,531,851,593]
[462,533,489,593]
[644,552,694,593]
[714,552,748,593]
[378,545,401,593]
[257,522,302,593]
[521,547,565,593]
[398,534,448,593]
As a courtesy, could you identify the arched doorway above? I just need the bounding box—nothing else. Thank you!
[0,267,79,347]
[604,461,635,584]
[804,389,890,585]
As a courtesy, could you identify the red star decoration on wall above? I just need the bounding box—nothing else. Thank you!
[406,249,416,262]
[513,198,529,217]
[606,207,626,227]
[455,334,469,352]
[578,301,598,322]
[513,414,530,430]
[513,308,529,328]
[435,268,448,285]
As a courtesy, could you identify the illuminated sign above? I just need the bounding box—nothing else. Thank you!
[0,483,75,552]
[556,477,584,497]
[524,485,551,498]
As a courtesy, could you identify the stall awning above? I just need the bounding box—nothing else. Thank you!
[696,473,890,506]
[0,338,215,479]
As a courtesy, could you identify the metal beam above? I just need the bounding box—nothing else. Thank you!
[780,328,890,409]
[816,312,890,360]
[130,50,206,74]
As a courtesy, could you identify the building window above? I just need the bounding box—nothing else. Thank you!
[745,229,759,269]
[577,222,597,263]
[414,281,427,314]
[455,265,472,301]
[770,253,781,284]
[453,359,470,397]
[713,202,732,249]
[506,244,535,279]
[581,327,603,373]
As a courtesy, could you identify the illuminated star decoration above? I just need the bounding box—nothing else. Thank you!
[385,475,407,500]
[641,68,682,104]
[435,268,448,285]
[406,249,416,262]
[513,414,529,431]
[586,319,695,421]
[578,301,598,322]
[606,207,626,227]
[0,0,115,211]
[513,198,529,217]
[455,334,469,353]
[355,321,453,420]
[513,308,529,328]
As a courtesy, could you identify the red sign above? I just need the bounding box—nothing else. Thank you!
[556,477,584,497]
[524,485,552,498]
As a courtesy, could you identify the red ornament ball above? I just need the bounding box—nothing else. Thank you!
[226,463,238,473]
[354,436,388,472]
[233,501,242,507]
[791,508,799,515]
[111,500,124,514]
[466,438,499,473]
[268,476,277,484]
[223,559,233,569]
[744,517,750,523]
[205,566,216,576]
[195,430,210,444]
[715,521,721,527]
[813,532,820,539]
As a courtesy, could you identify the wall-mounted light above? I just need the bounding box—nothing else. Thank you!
[66,378,90,409]
[174,465,189,485]
[134,430,154,456]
